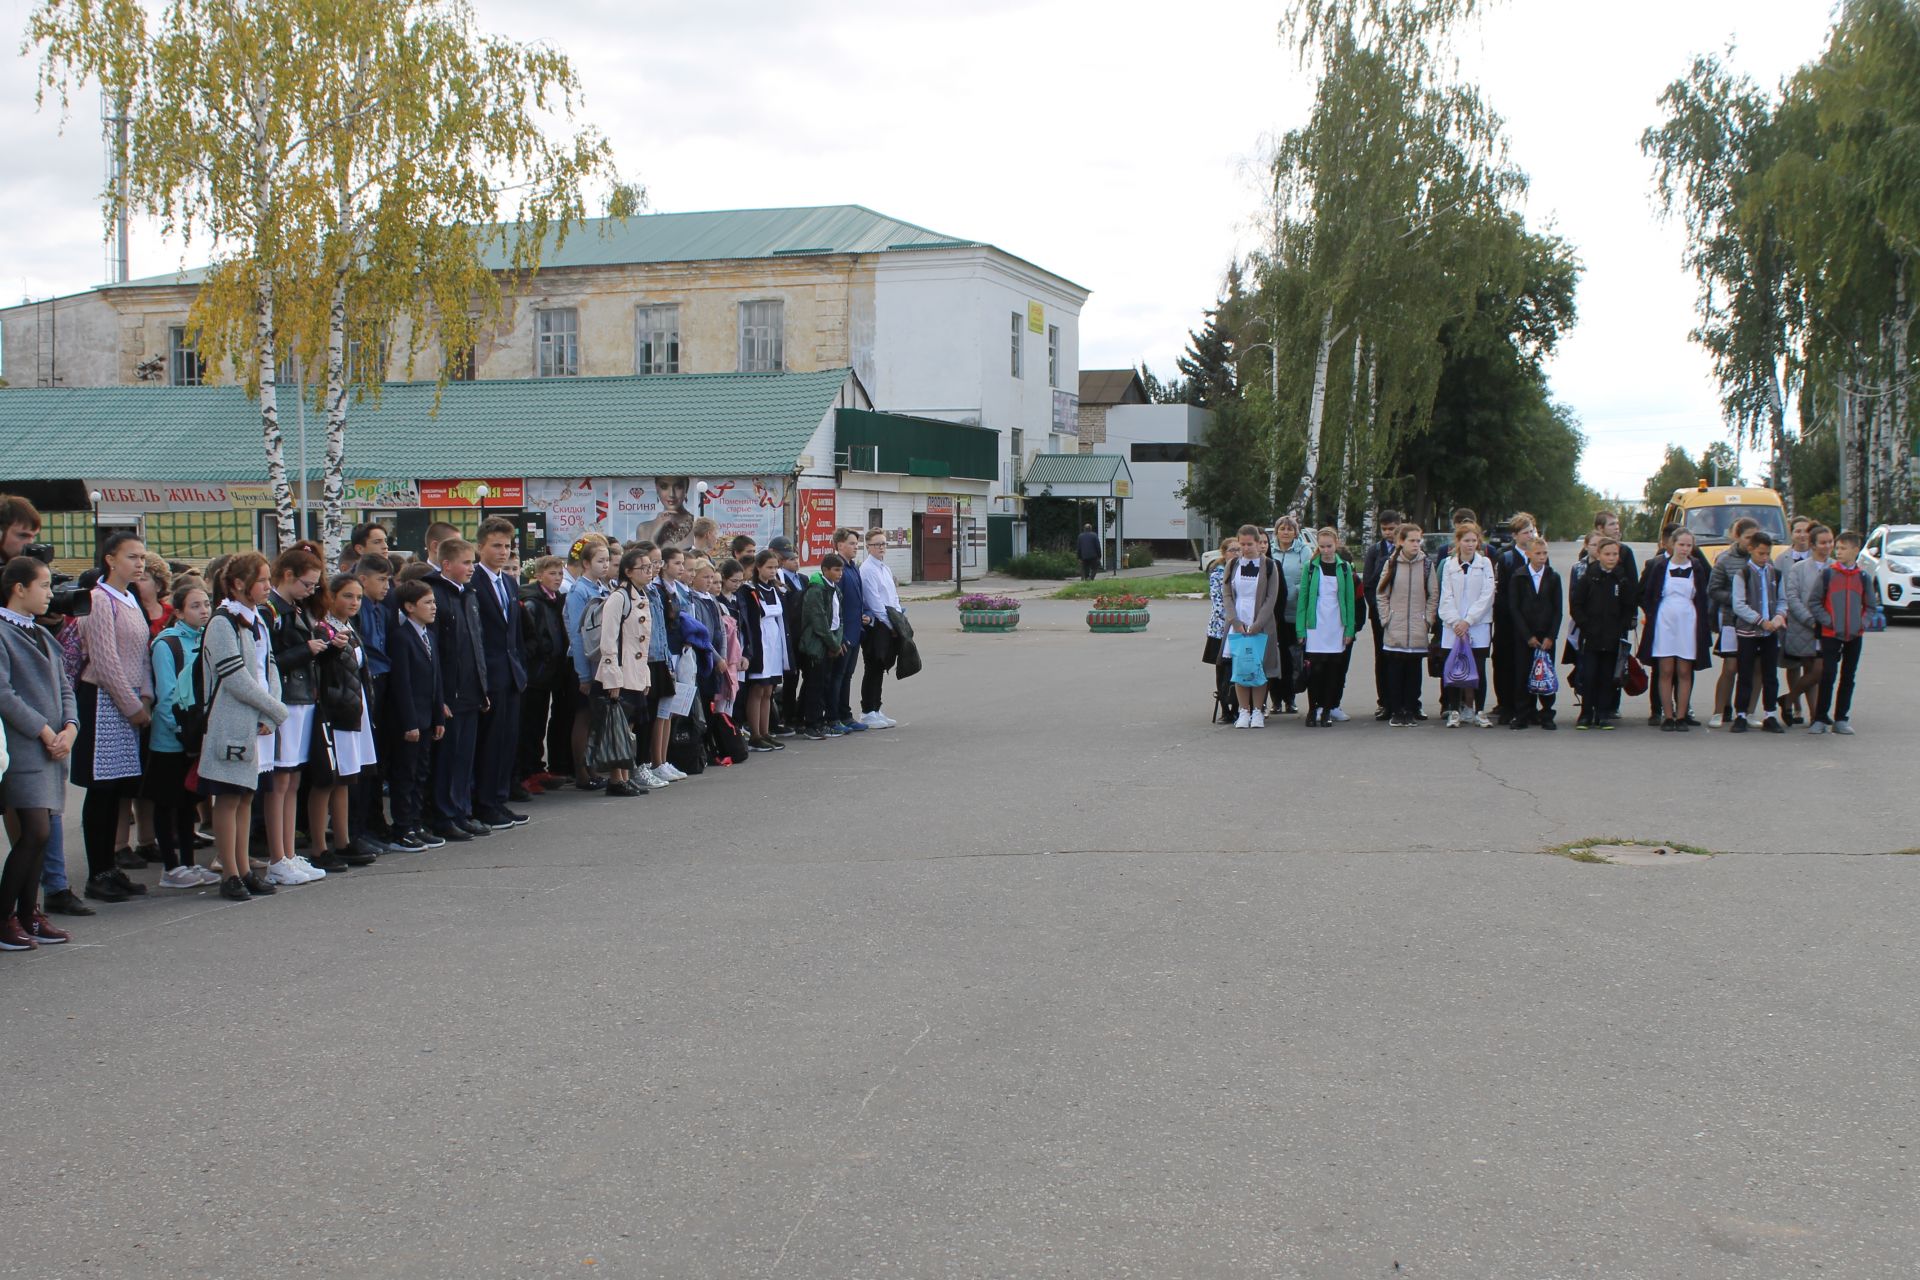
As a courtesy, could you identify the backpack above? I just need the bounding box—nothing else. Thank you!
[706,708,750,767]
[176,614,240,755]
[666,710,707,776]
[579,590,610,665]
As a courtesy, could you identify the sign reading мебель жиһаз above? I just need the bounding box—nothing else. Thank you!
[525,477,791,550]
[90,479,425,513]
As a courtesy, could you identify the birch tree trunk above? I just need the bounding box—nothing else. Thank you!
[1336,334,1362,540]
[1892,271,1913,521]
[1290,306,1347,520]
[1764,358,1793,511]
[257,278,295,547]
[1361,349,1379,542]
[321,268,350,560]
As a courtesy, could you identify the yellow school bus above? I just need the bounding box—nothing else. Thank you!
[1660,482,1789,563]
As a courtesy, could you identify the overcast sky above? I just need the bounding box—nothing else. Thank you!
[1,0,1837,497]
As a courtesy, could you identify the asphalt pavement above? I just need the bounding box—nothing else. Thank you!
[4,594,1916,1278]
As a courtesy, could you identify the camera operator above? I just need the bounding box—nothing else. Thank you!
[1,495,42,561]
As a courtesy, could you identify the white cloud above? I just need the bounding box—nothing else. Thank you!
[1,0,1833,496]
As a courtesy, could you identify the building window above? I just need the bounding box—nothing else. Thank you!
[537,308,579,378]
[168,325,204,386]
[738,300,784,372]
[445,344,475,381]
[1010,312,1023,379]
[636,305,680,374]
[1010,427,1025,489]
[1130,442,1195,464]
[868,507,884,534]
[346,334,390,385]
[1048,324,1060,388]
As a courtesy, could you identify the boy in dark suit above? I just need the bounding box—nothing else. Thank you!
[386,581,446,850]
[471,517,530,828]
[427,538,490,842]
[1506,537,1563,730]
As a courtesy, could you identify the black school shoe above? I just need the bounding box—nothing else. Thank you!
[43,889,95,917]
[310,850,351,873]
[114,846,146,871]
[459,819,494,839]
[221,875,252,902]
[84,874,130,903]
[432,824,473,843]
[242,870,276,896]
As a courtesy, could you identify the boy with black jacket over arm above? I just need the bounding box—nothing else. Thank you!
[426,539,490,841]
[1507,538,1563,730]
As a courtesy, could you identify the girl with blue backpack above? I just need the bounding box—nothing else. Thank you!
[145,580,221,889]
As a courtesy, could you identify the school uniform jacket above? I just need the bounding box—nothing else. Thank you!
[0,616,78,809]
[1506,565,1563,648]
[387,621,446,738]
[426,571,489,714]
[472,566,528,697]
[1221,555,1283,678]
[197,607,289,789]
[1437,553,1496,646]
[1635,552,1713,669]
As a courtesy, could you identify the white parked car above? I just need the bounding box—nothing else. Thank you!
[1859,524,1920,616]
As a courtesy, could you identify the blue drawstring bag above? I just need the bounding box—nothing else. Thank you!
[1229,631,1269,687]
[1527,649,1560,696]
[1442,634,1479,688]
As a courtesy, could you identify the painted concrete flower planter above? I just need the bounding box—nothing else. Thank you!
[958,595,1021,632]
[1086,607,1150,633]
[1085,595,1151,633]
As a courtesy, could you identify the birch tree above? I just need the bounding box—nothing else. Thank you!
[31,0,630,554]
[1643,56,1802,508]
[31,0,329,544]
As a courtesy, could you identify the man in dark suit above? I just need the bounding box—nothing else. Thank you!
[427,538,491,842]
[1491,515,1539,723]
[471,517,530,829]
[385,579,446,850]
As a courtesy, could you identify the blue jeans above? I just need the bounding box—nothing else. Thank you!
[831,642,861,724]
[40,811,69,893]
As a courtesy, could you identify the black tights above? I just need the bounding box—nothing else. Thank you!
[153,798,199,870]
[3,807,51,924]
[82,779,139,882]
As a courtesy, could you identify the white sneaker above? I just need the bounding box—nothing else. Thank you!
[265,860,309,886]
[657,763,688,782]
[875,712,898,728]
[1234,710,1252,729]
[292,855,326,881]
[1474,712,1494,728]
[159,866,201,889]
[1709,713,1723,728]
[190,865,224,886]
[1250,708,1266,729]
[640,766,669,788]
[1444,711,1460,728]
[1328,708,1349,722]
[861,712,889,729]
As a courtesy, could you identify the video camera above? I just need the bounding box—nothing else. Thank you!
[22,542,92,619]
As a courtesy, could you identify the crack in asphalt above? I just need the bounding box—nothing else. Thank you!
[1467,740,1548,820]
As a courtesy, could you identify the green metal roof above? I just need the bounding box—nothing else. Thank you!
[1021,453,1133,492]
[112,206,987,292]
[835,409,998,483]
[0,370,856,482]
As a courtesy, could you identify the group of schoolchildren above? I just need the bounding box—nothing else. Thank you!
[0,492,910,953]
[1207,507,1881,735]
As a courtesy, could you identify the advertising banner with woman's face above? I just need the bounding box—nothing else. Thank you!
[525,476,790,549]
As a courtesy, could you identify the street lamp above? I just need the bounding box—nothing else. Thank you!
[695,480,710,516]
[476,482,490,525]
[88,489,102,559]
